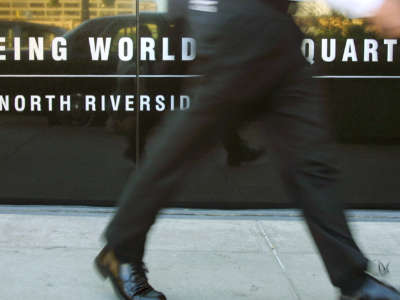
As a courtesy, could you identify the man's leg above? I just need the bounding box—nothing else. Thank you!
[104,0,307,262]
[265,66,368,292]
[265,69,400,299]
[106,109,227,260]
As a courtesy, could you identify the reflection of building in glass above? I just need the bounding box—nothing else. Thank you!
[0,0,161,29]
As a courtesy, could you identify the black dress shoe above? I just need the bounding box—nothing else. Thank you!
[341,275,400,300]
[95,247,166,300]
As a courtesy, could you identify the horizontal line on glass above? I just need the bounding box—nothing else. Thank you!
[0,74,203,78]
[313,75,400,79]
[0,75,398,79]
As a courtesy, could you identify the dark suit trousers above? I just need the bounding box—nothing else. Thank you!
[105,0,368,289]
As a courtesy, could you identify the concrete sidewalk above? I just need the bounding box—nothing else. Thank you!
[0,206,400,300]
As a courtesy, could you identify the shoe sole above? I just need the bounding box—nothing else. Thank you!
[94,256,110,280]
[94,259,130,300]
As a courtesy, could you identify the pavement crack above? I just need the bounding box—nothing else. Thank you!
[42,246,68,250]
[255,221,302,300]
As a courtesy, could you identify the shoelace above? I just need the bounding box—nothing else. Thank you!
[129,263,151,295]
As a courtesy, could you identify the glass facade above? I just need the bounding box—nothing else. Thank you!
[0,0,399,208]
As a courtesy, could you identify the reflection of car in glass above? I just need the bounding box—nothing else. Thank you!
[0,13,186,125]
[0,21,66,45]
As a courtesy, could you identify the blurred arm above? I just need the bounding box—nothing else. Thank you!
[325,0,400,36]
[324,0,384,18]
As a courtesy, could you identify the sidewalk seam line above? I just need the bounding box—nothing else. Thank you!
[1,207,400,221]
[256,221,302,300]
[0,246,264,254]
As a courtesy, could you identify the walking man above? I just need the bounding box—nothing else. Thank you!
[95,0,400,299]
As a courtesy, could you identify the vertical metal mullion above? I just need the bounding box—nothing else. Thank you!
[135,0,140,164]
